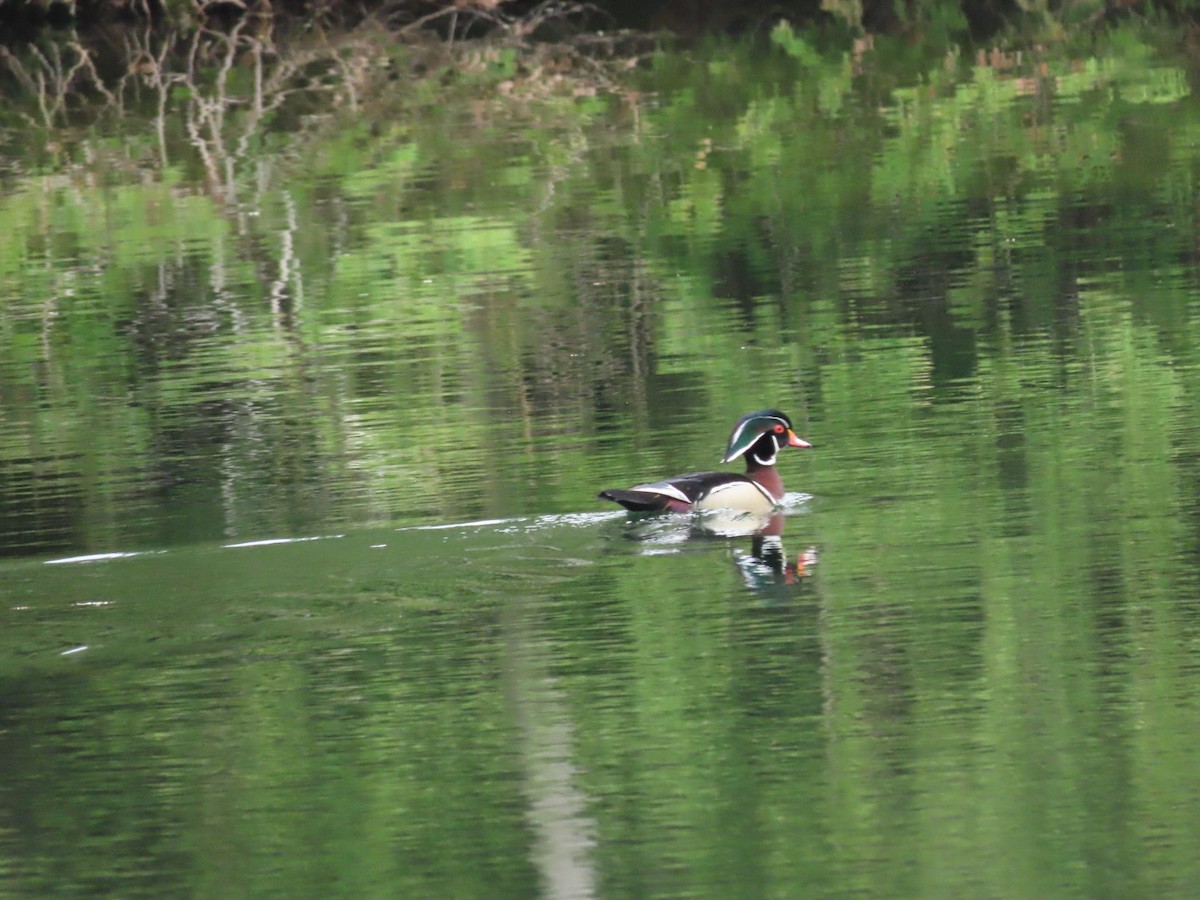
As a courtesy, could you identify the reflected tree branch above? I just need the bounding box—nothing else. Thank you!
[269,191,300,325]
[0,39,115,128]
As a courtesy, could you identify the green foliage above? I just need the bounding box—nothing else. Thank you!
[770,20,826,63]
[3,25,1200,899]
[3,0,1194,43]
[2,25,1198,554]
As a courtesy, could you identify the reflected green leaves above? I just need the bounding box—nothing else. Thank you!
[3,28,1200,897]
[0,27,1197,554]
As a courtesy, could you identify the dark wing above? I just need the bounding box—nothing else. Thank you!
[598,472,748,512]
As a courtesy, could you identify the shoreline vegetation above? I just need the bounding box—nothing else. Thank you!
[1,0,1198,83]
[1,0,1193,157]
[0,4,658,145]
[1,0,1197,154]
[0,5,664,190]
[3,0,1199,37]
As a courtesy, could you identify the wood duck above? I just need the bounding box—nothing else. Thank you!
[598,409,811,514]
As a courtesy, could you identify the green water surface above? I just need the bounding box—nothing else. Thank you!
[2,28,1200,899]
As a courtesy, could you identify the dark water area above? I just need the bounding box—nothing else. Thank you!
[3,27,1200,898]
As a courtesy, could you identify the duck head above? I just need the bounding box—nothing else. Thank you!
[722,409,811,467]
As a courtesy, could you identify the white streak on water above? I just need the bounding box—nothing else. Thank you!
[224,535,344,549]
[45,552,143,566]
[396,518,516,532]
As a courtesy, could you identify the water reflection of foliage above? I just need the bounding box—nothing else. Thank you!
[2,27,1200,553]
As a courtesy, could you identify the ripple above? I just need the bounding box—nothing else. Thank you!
[44,551,151,566]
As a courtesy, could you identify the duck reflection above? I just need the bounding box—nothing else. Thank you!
[721,511,818,590]
[617,506,816,592]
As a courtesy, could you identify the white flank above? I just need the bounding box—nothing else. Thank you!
[693,479,777,513]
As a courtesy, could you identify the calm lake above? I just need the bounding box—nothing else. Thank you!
[2,25,1200,898]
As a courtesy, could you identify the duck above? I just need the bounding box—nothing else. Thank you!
[598,409,811,514]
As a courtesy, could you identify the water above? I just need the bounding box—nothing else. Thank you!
[3,27,1200,899]
[1,512,819,897]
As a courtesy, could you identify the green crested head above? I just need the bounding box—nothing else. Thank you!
[722,409,811,465]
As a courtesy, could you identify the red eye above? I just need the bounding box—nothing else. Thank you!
[773,424,785,434]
